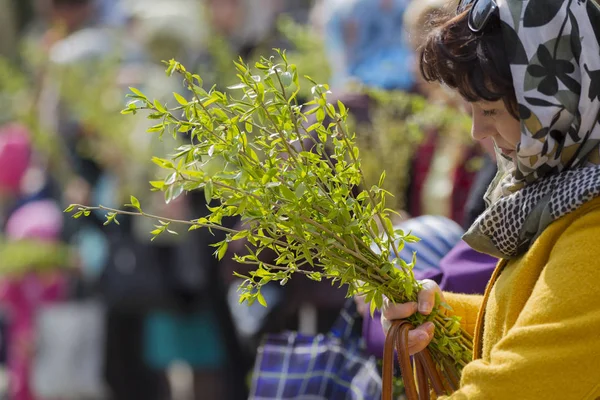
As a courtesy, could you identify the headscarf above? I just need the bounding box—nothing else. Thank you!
[324,0,415,90]
[463,0,600,259]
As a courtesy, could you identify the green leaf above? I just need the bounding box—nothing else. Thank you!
[369,298,377,317]
[294,182,307,199]
[257,292,267,307]
[149,181,165,190]
[217,242,228,260]
[165,185,183,204]
[279,185,295,202]
[64,204,76,213]
[326,104,336,119]
[316,107,325,123]
[153,99,166,113]
[151,157,174,169]
[174,92,188,106]
[129,87,146,99]
[309,272,322,281]
[379,170,386,187]
[204,180,214,204]
[203,97,218,108]
[231,231,249,240]
[337,100,347,116]
[130,195,141,211]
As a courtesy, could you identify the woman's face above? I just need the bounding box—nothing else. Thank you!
[470,100,521,160]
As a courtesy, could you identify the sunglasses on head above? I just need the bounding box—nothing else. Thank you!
[457,0,499,33]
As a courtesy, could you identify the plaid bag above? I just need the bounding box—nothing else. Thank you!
[249,300,382,400]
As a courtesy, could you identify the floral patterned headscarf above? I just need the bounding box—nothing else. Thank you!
[463,0,600,258]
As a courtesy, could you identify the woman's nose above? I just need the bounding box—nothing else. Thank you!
[471,113,493,142]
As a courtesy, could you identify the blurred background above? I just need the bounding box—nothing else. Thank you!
[0,0,487,399]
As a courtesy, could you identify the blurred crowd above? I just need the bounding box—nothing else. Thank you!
[0,0,494,399]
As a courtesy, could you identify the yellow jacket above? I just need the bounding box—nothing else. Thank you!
[441,196,600,399]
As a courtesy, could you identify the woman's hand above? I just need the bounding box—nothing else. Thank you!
[380,279,443,355]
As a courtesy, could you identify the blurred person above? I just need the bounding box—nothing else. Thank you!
[318,0,482,223]
[323,0,416,91]
[47,0,94,33]
[121,0,206,65]
[0,123,70,400]
[204,0,283,58]
[195,0,285,90]
[96,0,127,27]
[401,0,480,224]
[282,0,313,22]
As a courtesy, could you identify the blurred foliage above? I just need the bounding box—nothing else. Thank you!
[276,15,331,100]
[354,90,472,212]
[196,14,331,100]
[275,16,473,213]
[48,56,156,195]
[0,238,71,274]
[1,10,474,218]
[0,56,72,180]
[0,42,163,202]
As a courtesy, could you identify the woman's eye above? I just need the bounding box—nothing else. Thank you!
[482,109,498,117]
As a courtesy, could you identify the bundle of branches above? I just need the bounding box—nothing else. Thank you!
[68,52,472,389]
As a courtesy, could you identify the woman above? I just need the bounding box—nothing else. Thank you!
[382,0,600,398]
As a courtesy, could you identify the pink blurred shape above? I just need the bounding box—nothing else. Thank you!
[5,200,63,242]
[0,123,32,194]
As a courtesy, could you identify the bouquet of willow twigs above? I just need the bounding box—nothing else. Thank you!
[68,52,473,388]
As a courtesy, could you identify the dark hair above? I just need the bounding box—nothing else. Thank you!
[419,8,519,119]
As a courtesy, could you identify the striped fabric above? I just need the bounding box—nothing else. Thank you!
[387,215,465,278]
[249,301,382,400]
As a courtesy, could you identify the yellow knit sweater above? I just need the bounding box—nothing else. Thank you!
[440,196,600,400]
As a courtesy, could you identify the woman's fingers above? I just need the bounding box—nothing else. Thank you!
[417,279,444,315]
[407,322,435,355]
[381,297,418,321]
[380,280,443,354]
[381,313,435,355]
[381,298,418,334]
